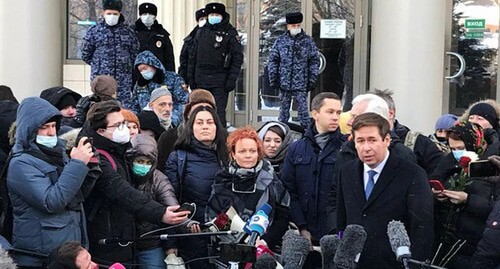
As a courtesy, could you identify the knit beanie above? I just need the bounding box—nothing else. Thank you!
[121,109,140,129]
[91,75,117,97]
[150,87,171,103]
[435,114,458,131]
[469,102,499,128]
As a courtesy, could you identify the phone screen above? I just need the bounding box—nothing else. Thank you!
[469,160,497,178]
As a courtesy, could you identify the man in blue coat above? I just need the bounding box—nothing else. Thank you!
[281,92,345,267]
[81,0,139,110]
[7,97,94,267]
[267,12,320,128]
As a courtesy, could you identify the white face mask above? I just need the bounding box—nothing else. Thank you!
[111,125,130,144]
[289,28,302,36]
[140,14,155,27]
[104,14,119,26]
[198,19,207,28]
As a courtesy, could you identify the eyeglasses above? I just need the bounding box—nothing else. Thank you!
[107,121,126,131]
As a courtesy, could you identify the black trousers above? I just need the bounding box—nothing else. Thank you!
[208,87,229,128]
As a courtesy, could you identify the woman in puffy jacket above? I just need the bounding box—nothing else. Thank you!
[164,105,228,268]
[128,133,180,268]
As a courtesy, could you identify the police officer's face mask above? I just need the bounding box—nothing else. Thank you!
[208,14,222,25]
[198,18,207,28]
[289,28,302,36]
[104,14,119,26]
[140,14,155,27]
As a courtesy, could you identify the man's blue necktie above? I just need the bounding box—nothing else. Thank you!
[365,170,377,200]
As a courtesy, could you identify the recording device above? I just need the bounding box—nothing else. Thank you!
[429,180,445,191]
[333,224,367,269]
[469,160,498,178]
[320,234,341,269]
[174,203,195,216]
[246,204,271,246]
[281,230,310,269]
[387,220,447,269]
[108,263,126,269]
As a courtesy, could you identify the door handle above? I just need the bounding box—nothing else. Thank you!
[445,52,466,80]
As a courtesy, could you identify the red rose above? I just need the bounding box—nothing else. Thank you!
[458,156,471,168]
[214,213,230,230]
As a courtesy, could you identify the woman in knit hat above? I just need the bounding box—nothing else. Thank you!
[121,109,140,140]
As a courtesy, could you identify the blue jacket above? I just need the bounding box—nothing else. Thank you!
[164,143,223,222]
[81,16,139,109]
[133,50,188,126]
[280,126,345,240]
[7,98,90,267]
[267,30,320,92]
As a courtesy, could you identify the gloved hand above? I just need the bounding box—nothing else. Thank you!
[164,253,186,269]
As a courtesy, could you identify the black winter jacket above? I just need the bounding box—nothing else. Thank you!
[187,16,243,91]
[472,200,500,268]
[134,20,175,72]
[83,128,166,265]
[178,26,199,83]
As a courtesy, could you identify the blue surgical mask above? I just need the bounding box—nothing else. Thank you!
[36,135,58,148]
[132,163,152,176]
[208,15,222,25]
[141,69,155,80]
[452,149,464,160]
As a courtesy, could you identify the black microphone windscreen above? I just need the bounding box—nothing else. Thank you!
[387,220,411,260]
[281,230,310,269]
[334,224,367,269]
[320,234,340,269]
[254,253,277,269]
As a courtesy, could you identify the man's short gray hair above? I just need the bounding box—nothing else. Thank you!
[352,93,390,120]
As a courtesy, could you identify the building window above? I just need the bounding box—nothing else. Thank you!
[67,0,138,60]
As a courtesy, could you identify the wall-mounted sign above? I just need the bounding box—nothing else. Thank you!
[320,19,346,39]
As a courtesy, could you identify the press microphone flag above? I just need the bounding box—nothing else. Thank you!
[333,224,367,269]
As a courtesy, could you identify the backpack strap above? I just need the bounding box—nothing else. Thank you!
[96,149,117,171]
[404,131,421,152]
[176,150,187,201]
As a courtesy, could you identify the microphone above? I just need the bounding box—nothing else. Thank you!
[108,263,126,269]
[387,220,411,269]
[281,230,310,269]
[246,204,272,246]
[253,253,277,269]
[333,224,367,269]
[320,234,341,269]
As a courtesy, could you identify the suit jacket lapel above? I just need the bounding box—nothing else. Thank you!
[363,154,399,208]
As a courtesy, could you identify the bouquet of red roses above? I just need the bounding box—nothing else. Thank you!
[449,156,473,191]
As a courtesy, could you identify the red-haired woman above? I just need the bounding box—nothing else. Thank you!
[207,126,290,252]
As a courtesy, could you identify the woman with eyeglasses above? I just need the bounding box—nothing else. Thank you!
[207,127,290,253]
[163,105,228,268]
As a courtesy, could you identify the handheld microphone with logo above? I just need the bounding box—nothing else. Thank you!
[246,204,271,246]
[108,263,126,269]
[333,224,367,269]
[281,230,310,269]
[320,234,341,269]
[387,220,411,269]
[387,220,447,269]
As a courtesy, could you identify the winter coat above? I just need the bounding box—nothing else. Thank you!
[432,145,500,257]
[133,50,188,126]
[7,98,90,267]
[74,94,115,128]
[257,121,302,176]
[178,26,200,83]
[187,16,244,91]
[164,141,224,222]
[134,20,175,72]
[0,100,18,156]
[472,200,500,269]
[393,120,445,175]
[39,87,82,130]
[82,126,166,265]
[128,134,178,250]
[280,126,346,240]
[208,160,290,251]
[81,16,139,109]
[267,30,320,92]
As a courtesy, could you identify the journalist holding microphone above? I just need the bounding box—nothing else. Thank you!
[207,127,290,252]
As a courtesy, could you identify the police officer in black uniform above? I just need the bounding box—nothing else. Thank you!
[134,3,175,72]
[187,2,244,127]
[178,8,206,83]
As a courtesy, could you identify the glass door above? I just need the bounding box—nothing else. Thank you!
[445,0,500,115]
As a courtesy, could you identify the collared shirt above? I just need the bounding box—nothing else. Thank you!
[363,150,390,190]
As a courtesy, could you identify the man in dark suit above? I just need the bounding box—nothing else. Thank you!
[336,112,434,268]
